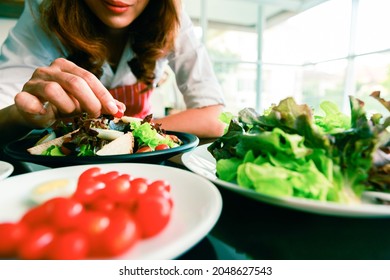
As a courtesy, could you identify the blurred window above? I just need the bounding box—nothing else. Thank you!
[354,53,390,117]
[356,0,390,54]
[182,0,390,115]
[263,0,351,65]
[301,60,347,112]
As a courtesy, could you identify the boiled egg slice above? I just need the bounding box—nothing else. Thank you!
[30,178,77,205]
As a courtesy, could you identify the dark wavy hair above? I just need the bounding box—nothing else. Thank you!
[36,0,181,86]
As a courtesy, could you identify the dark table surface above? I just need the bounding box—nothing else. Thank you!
[164,146,390,260]
[180,186,390,260]
[3,145,390,260]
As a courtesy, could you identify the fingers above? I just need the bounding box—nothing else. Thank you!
[49,58,121,116]
[22,79,78,115]
[15,91,46,115]
[24,58,125,118]
[14,91,57,128]
[114,100,126,116]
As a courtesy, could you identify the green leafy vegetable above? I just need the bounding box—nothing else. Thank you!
[208,92,390,204]
[77,144,95,156]
[130,121,178,149]
[219,111,235,134]
[37,114,182,156]
[41,145,64,156]
[314,101,351,134]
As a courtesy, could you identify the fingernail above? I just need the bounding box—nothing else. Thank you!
[107,100,118,113]
[39,102,49,115]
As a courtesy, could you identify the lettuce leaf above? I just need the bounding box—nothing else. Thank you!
[130,121,177,149]
[314,101,351,134]
[41,145,65,156]
[208,93,390,203]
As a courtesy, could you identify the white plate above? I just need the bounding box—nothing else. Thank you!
[182,144,390,218]
[0,161,13,181]
[0,163,222,259]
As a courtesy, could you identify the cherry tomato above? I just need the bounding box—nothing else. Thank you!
[135,196,172,238]
[0,222,28,257]
[48,231,89,260]
[88,197,116,212]
[146,180,173,207]
[125,178,149,208]
[75,210,110,257]
[73,179,105,204]
[104,174,131,202]
[95,171,119,184]
[146,190,173,208]
[78,167,102,184]
[18,225,56,260]
[113,106,124,118]
[43,197,84,230]
[100,209,139,257]
[155,144,170,151]
[148,180,171,193]
[136,146,153,153]
[2,167,176,260]
[118,173,133,181]
[78,211,110,237]
[131,178,150,189]
[74,168,106,203]
[21,204,50,228]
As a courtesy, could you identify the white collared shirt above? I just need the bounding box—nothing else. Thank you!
[0,0,225,110]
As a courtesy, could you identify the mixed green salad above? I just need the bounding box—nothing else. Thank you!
[30,114,182,156]
[208,92,390,204]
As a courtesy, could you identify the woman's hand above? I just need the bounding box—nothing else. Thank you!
[14,58,125,128]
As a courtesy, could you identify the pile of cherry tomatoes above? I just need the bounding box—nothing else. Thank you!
[0,167,173,259]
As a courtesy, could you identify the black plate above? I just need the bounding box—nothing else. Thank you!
[3,130,199,168]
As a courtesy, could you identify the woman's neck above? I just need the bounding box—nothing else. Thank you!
[104,28,130,72]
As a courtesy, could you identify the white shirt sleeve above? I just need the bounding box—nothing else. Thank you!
[168,10,225,109]
[0,0,62,109]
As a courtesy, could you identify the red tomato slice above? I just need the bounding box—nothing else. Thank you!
[136,146,153,153]
[155,144,170,151]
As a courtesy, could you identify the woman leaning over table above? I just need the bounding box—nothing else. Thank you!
[0,0,225,147]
